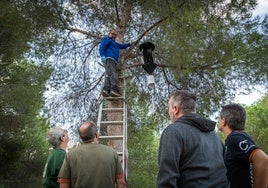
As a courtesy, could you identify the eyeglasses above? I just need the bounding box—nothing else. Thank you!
[110,33,117,36]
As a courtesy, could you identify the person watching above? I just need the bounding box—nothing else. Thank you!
[218,103,268,188]
[58,121,126,188]
[42,127,69,188]
[158,90,230,188]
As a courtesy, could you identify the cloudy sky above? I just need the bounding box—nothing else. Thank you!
[235,0,267,105]
[253,0,268,17]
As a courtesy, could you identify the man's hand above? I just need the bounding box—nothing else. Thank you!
[101,56,106,63]
[130,42,135,48]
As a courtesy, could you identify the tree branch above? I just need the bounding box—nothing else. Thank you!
[65,27,102,39]
[114,0,120,25]
[128,17,168,50]
[162,68,180,90]
[120,61,224,72]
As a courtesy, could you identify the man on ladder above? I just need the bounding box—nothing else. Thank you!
[99,29,133,97]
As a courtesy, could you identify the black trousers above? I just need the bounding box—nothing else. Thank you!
[103,58,118,92]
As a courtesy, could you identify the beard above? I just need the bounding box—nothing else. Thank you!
[169,113,176,123]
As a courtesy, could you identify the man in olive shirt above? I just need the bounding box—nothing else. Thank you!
[58,121,126,188]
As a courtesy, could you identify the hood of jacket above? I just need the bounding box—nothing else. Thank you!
[175,113,216,132]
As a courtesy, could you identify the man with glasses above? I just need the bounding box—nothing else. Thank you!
[99,29,133,97]
[42,127,69,188]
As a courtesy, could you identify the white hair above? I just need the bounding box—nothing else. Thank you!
[46,127,65,148]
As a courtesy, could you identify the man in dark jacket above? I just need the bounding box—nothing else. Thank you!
[157,90,230,188]
[99,29,132,97]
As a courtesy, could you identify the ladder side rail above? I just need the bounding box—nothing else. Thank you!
[122,97,126,176]
[122,77,127,178]
[124,104,128,178]
[97,101,103,133]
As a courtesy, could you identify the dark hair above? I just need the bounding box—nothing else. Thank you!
[78,121,98,143]
[170,90,196,114]
[220,103,246,130]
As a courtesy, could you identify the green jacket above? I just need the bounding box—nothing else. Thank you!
[42,148,66,188]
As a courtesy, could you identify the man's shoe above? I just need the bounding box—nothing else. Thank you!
[102,90,110,97]
[110,91,121,97]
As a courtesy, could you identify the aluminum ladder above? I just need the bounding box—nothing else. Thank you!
[96,80,128,178]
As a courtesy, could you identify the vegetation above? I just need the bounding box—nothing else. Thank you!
[0,61,51,187]
[246,95,268,153]
[128,125,160,187]
[0,1,55,186]
[126,86,168,186]
[0,0,267,187]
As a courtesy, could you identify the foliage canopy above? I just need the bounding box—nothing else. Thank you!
[0,0,267,187]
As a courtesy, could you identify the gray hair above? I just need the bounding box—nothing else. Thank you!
[170,90,197,114]
[220,103,246,130]
[46,127,65,148]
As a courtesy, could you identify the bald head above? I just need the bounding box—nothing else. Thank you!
[78,121,98,143]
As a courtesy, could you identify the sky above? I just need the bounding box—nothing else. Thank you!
[253,0,268,17]
[235,87,266,105]
[234,0,267,105]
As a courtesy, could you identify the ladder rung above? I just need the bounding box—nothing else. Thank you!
[105,96,124,100]
[99,135,123,140]
[100,121,123,125]
[118,75,131,79]
[117,151,123,155]
[103,108,124,112]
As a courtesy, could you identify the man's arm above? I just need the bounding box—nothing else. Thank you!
[157,126,180,187]
[58,155,71,188]
[59,183,70,188]
[251,149,268,188]
[116,173,126,188]
[58,178,70,188]
[117,42,131,49]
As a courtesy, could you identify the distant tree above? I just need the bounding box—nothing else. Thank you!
[0,60,52,187]
[126,87,166,187]
[127,125,160,187]
[246,94,268,153]
[0,1,63,186]
[0,0,63,63]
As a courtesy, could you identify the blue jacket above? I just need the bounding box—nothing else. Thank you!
[99,36,130,62]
